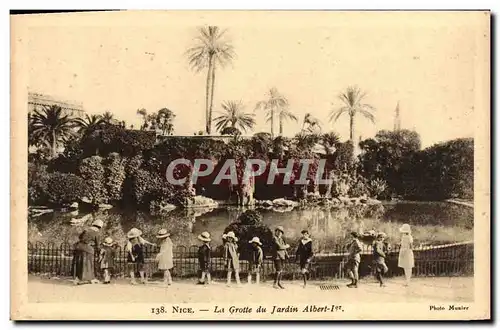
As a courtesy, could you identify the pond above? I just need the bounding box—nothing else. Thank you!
[28,201,473,253]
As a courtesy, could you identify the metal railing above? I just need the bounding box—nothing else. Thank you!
[27,241,473,281]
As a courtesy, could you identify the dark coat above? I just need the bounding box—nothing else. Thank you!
[198,243,211,269]
[295,238,313,263]
[249,245,264,266]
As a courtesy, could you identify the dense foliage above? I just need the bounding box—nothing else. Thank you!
[28,120,473,209]
[359,131,473,200]
[45,172,89,206]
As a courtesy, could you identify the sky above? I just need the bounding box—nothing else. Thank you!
[21,11,488,148]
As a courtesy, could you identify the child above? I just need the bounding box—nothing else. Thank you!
[224,231,241,286]
[273,226,290,289]
[398,224,415,286]
[197,231,212,285]
[247,237,263,285]
[295,230,314,288]
[372,232,389,287]
[126,227,156,285]
[156,229,174,286]
[99,236,116,284]
[346,231,362,288]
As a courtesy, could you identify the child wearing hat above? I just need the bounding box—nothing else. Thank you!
[398,224,415,286]
[295,230,314,288]
[126,227,156,285]
[346,231,362,288]
[197,231,212,285]
[156,229,174,286]
[223,231,241,286]
[99,237,116,284]
[248,237,263,285]
[372,232,389,287]
[272,226,290,289]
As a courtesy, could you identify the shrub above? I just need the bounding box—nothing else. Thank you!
[131,169,174,207]
[45,172,88,205]
[104,153,126,202]
[28,163,50,205]
[78,156,107,204]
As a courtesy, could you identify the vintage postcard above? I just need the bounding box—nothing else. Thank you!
[10,10,490,320]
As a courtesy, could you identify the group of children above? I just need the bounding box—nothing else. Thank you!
[97,227,174,286]
[195,226,314,289]
[345,223,415,288]
[91,224,411,288]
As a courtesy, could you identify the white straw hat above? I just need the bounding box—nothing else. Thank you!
[248,237,262,246]
[102,237,114,246]
[225,231,238,242]
[399,224,411,234]
[197,231,211,242]
[156,229,170,239]
[127,228,142,239]
[91,219,104,228]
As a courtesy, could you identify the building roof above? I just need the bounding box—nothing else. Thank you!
[28,92,85,115]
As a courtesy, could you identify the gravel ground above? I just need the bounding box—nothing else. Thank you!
[28,275,474,304]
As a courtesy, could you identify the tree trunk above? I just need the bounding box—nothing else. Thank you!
[349,113,355,143]
[51,130,57,157]
[270,109,274,138]
[279,116,283,136]
[208,57,216,135]
[350,113,356,159]
[205,57,213,135]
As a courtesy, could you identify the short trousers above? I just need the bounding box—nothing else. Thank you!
[374,261,388,274]
[346,259,360,271]
[299,259,311,270]
[274,259,284,272]
[127,262,145,273]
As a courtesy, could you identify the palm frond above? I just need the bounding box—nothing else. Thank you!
[358,109,376,123]
[329,107,349,122]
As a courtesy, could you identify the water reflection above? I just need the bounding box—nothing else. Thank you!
[28,202,473,252]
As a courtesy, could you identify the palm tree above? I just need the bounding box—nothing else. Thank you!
[102,111,114,124]
[186,26,236,134]
[329,86,375,148]
[74,114,105,136]
[214,100,255,134]
[255,87,289,138]
[29,105,76,157]
[301,113,322,134]
[156,108,176,135]
[276,106,298,136]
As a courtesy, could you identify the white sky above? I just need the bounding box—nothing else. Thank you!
[23,11,487,148]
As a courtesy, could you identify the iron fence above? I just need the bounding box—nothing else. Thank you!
[27,241,473,281]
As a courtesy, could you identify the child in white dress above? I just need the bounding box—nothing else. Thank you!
[156,229,174,286]
[398,223,415,286]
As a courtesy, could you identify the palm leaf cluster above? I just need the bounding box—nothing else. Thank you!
[214,100,255,135]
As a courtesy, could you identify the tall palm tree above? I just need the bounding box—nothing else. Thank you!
[276,106,298,136]
[186,26,236,135]
[329,86,375,148]
[255,87,289,138]
[74,114,105,137]
[29,105,76,157]
[214,100,255,134]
